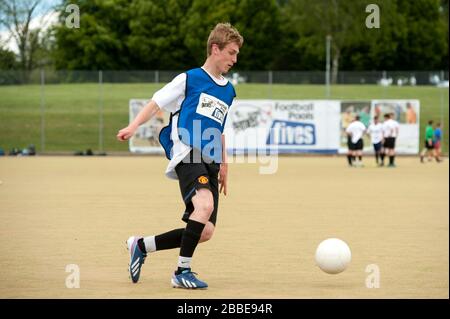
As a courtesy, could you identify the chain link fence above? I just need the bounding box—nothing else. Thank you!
[0,69,448,155]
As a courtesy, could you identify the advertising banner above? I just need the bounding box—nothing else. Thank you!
[225,100,341,154]
[129,99,419,155]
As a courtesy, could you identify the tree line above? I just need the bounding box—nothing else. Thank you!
[0,0,448,76]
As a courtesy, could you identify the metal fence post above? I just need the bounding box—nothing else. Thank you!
[40,69,45,153]
[440,86,445,147]
[325,35,331,98]
[268,70,273,99]
[99,70,104,153]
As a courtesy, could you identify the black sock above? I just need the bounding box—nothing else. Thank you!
[358,156,362,161]
[375,153,379,163]
[155,228,184,251]
[137,238,146,253]
[347,155,352,165]
[389,156,395,165]
[177,220,205,274]
[380,153,385,163]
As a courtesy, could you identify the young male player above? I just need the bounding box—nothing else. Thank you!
[345,115,366,167]
[434,122,442,162]
[367,115,383,165]
[380,113,399,167]
[117,23,243,289]
[420,120,440,163]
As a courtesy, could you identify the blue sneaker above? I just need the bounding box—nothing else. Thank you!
[171,269,208,289]
[126,236,147,283]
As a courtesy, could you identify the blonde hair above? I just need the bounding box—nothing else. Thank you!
[206,23,243,57]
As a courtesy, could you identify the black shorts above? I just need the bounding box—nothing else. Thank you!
[349,138,363,151]
[373,142,382,152]
[424,140,434,150]
[384,137,396,149]
[347,136,353,151]
[175,149,220,226]
[354,139,363,150]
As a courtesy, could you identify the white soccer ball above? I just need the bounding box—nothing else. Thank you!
[315,238,351,274]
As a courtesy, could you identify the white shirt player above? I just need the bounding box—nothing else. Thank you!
[346,120,366,144]
[382,119,400,138]
[367,122,383,144]
[151,68,229,180]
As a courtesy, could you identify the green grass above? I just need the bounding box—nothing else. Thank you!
[0,83,448,153]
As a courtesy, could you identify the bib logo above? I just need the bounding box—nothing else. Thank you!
[212,108,225,123]
[201,97,214,109]
[196,93,229,125]
[266,120,316,145]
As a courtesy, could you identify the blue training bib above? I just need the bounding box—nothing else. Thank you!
[159,68,236,162]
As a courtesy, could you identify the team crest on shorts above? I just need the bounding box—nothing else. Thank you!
[198,176,209,184]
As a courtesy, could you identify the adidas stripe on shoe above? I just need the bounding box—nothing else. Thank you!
[126,236,147,283]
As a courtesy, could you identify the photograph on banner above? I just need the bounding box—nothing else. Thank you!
[372,100,419,124]
[340,101,372,152]
[372,100,420,154]
[129,99,168,153]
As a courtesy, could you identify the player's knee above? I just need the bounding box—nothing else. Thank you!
[200,223,215,242]
[195,199,213,216]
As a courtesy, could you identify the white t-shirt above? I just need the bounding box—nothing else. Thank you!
[151,68,228,179]
[382,119,400,138]
[367,122,383,144]
[346,121,366,144]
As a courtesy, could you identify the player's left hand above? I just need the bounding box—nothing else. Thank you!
[219,163,228,196]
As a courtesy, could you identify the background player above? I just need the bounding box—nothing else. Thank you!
[345,115,366,167]
[367,115,384,165]
[420,120,440,163]
[434,122,442,162]
[380,113,399,167]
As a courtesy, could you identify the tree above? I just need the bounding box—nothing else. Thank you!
[341,0,408,71]
[0,0,54,71]
[234,0,282,70]
[440,0,449,70]
[279,0,447,73]
[273,4,325,71]
[0,47,17,69]
[126,0,194,70]
[282,0,373,81]
[53,0,132,70]
[181,0,237,67]
[0,47,20,84]
[48,0,449,72]
[182,0,281,70]
[394,0,448,70]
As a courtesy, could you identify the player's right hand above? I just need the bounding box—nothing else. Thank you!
[116,126,135,141]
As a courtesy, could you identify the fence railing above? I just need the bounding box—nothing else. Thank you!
[0,69,448,85]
